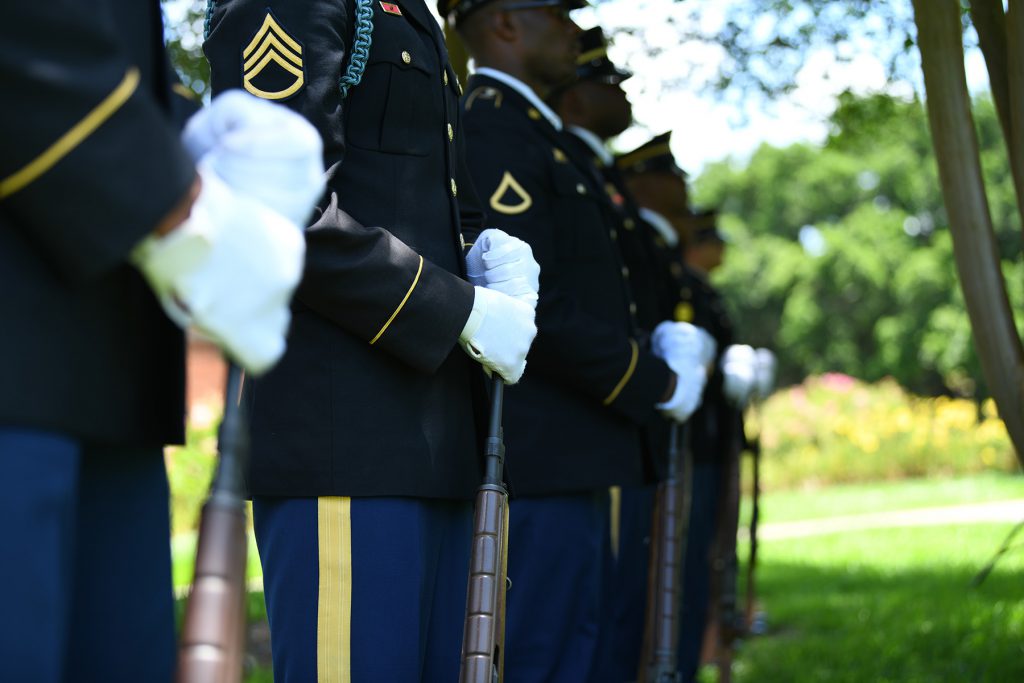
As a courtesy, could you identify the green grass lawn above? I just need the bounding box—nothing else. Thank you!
[714,495,1024,682]
[171,473,1024,682]
[740,470,1024,524]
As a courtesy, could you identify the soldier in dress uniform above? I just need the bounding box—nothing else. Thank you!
[443,3,712,680]
[204,1,541,680]
[618,137,758,683]
[548,27,691,681]
[0,2,323,680]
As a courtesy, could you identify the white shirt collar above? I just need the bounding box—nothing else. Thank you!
[474,67,563,131]
[639,207,679,248]
[567,126,613,166]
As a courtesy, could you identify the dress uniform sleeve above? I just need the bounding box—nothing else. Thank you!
[0,3,196,284]
[464,117,671,424]
[205,0,474,374]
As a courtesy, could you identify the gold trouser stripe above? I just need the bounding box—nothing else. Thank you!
[370,255,423,344]
[317,497,352,683]
[609,486,622,560]
[603,339,639,405]
[0,67,140,199]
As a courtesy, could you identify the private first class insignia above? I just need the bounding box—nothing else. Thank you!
[490,172,533,215]
[242,12,305,101]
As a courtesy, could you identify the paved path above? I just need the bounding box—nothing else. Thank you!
[750,499,1024,541]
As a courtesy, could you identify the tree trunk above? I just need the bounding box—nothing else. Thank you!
[912,0,1024,466]
[971,0,1024,237]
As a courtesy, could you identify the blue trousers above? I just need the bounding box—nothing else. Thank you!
[678,461,721,682]
[504,492,607,683]
[252,495,472,682]
[0,427,175,683]
[589,485,656,683]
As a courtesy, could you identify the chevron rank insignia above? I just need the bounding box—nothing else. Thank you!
[242,12,305,101]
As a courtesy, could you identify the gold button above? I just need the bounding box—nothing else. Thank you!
[444,70,449,86]
[629,302,637,315]
[609,229,618,240]
[576,183,586,195]
[621,266,630,277]
[402,51,412,64]
[624,218,636,230]
[528,108,541,120]
[451,178,458,196]
[447,123,454,141]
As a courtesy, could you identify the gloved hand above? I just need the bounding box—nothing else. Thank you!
[459,286,538,384]
[722,344,758,408]
[754,347,777,400]
[465,228,541,309]
[182,90,325,226]
[651,321,713,422]
[132,161,305,375]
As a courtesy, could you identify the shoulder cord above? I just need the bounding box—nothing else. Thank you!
[339,0,375,98]
[204,1,216,40]
[202,0,374,100]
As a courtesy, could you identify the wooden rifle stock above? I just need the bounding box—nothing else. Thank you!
[460,377,509,683]
[638,422,691,683]
[714,415,744,683]
[744,406,764,632]
[176,364,249,683]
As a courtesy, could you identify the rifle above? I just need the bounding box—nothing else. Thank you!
[176,363,249,683]
[744,403,765,635]
[713,412,744,683]
[638,422,691,683]
[460,377,510,683]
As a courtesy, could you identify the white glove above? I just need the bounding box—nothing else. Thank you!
[754,347,777,400]
[465,228,541,308]
[722,344,758,408]
[459,286,538,384]
[132,162,305,375]
[182,90,325,226]
[651,321,713,422]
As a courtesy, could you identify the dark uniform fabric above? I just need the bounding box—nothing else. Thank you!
[674,263,742,682]
[253,495,471,682]
[0,1,194,446]
[1,4,197,679]
[205,0,485,500]
[559,133,681,682]
[504,492,609,683]
[461,74,672,497]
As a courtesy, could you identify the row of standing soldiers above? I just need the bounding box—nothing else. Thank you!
[0,0,775,681]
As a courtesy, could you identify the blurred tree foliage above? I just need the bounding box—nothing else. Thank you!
[697,91,1023,397]
[163,1,210,99]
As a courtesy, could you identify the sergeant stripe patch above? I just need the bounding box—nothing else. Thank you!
[242,12,305,101]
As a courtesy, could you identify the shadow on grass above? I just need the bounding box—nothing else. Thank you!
[724,560,1024,683]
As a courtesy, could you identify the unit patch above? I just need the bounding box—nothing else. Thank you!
[242,12,305,101]
[489,172,533,215]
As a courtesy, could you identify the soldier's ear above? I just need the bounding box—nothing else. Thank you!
[491,6,522,43]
